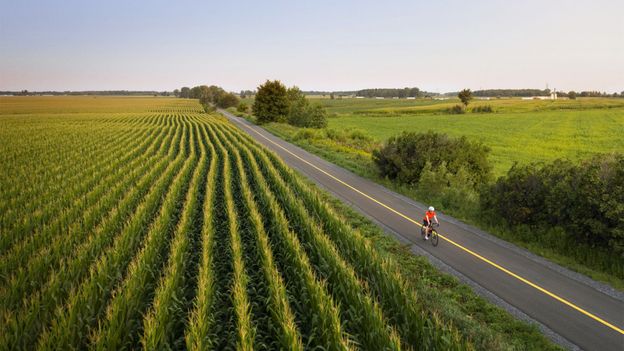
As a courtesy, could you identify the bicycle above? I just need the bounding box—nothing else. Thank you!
[421,222,439,247]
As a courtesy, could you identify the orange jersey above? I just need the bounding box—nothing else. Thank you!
[423,210,436,221]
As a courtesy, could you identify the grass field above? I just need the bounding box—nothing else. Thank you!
[249,97,624,176]
[329,108,624,175]
[0,97,559,350]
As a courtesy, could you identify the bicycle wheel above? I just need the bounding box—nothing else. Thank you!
[431,229,439,246]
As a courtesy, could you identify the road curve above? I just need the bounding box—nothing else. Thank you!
[219,110,624,351]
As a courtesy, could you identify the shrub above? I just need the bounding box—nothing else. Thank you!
[237,102,249,113]
[293,128,322,141]
[447,104,466,114]
[417,162,479,213]
[472,105,494,113]
[372,131,492,187]
[481,153,624,255]
[253,80,289,124]
[217,92,240,108]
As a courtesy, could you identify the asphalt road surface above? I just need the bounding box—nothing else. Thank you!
[220,109,624,351]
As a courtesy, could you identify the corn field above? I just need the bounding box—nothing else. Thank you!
[0,104,474,350]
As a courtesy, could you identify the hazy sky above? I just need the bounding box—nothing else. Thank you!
[1,0,622,92]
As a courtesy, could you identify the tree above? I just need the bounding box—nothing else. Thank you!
[190,86,202,99]
[217,92,240,108]
[283,86,328,128]
[180,87,190,98]
[568,91,577,100]
[173,89,180,98]
[330,93,335,100]
[458,89,473,107]
[372,131,492,186]
[253,80,289,124]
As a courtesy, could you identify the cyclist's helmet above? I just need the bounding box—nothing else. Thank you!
[428,206,435,211]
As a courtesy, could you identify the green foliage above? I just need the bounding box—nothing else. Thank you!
[372,131,492,187]
[285,86,328,128]
[417,162,480,213]
[217,92,240,108]
[237,101,248,113]
[180,87,190,98]
[357,87,423,98]
[568,91,577,100]
[458,89,473,107]
[472,105,494,113]
[481,154,624,258]
[253,80,289,124]
[448,104,466,114]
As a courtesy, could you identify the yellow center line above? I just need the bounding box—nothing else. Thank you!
[234,117,624,335]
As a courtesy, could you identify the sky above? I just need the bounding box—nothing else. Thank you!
[1,0,623,93]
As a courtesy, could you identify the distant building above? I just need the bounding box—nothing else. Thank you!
[406,97,416,100]
[521,89,558,100]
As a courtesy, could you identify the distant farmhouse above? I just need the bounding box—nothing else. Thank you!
[521,89,559,100]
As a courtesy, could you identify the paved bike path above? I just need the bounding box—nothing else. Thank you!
[220,110,624,351]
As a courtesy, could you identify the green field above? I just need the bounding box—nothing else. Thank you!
[0,97,558,350]
[317,98,624,176]
[330,109,624,175]
[245,97,624,176]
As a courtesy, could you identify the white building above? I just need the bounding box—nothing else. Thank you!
[521,89,558,100]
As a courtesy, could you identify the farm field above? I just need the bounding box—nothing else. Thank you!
[329,108,624,176]
[247,97,624,176]
[0,97,558,350]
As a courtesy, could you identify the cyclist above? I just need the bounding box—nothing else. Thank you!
[422,206,439,240]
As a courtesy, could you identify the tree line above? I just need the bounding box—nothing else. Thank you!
[471,89,623,98]
[175,85,240,111]
[356,87,425,98]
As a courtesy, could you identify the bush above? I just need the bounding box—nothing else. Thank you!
[253,80,289,124]
[372,131,492,187]
[447,104,466,114]
[217,92,240,108]
[237,102,249,113]
[472,105,494,113]
[481,154,624,255]
[293,128,323,141]
[417,162,480,213]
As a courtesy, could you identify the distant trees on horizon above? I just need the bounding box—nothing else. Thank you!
[356,87,424,98]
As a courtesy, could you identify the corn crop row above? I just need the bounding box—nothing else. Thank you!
[1,107,476,350]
